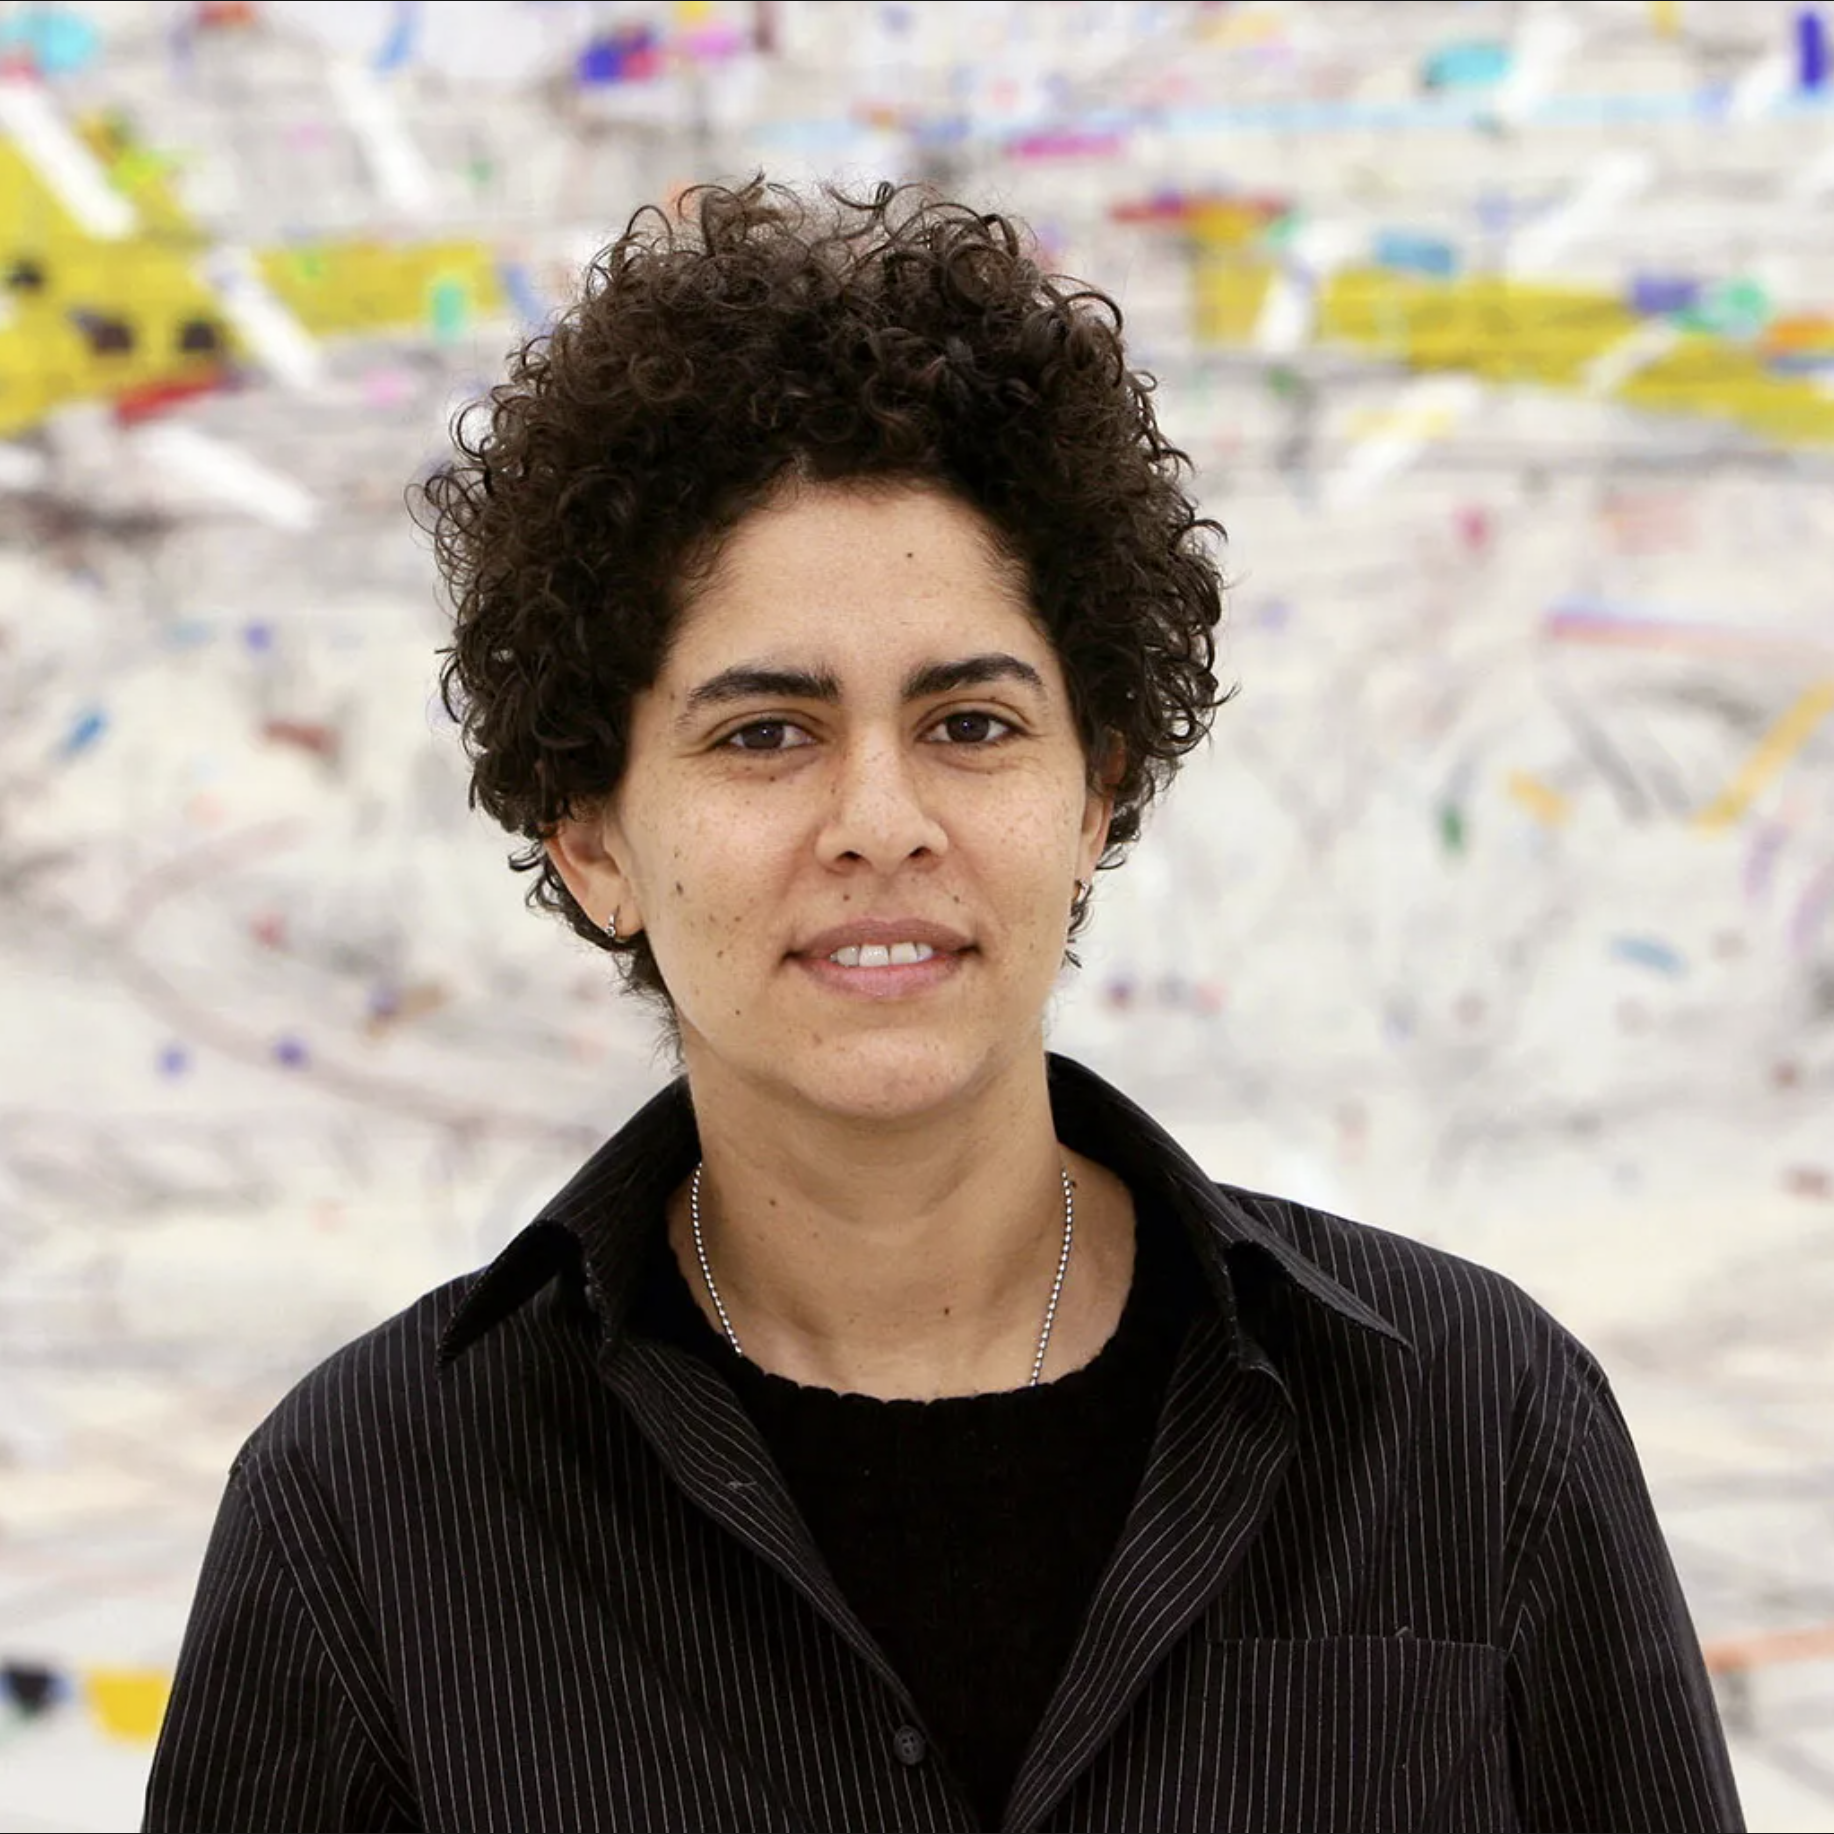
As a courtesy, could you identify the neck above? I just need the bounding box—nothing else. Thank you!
[669,1052,1133,1399]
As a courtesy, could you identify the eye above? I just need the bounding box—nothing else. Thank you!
[720,718,812,753]
[926,710,1015,746]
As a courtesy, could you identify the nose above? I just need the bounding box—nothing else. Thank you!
[814,731,948,873]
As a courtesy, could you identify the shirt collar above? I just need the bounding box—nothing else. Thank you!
[437,1053,1410,1367]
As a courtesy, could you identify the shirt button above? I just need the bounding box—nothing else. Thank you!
[891,1724,927,1767]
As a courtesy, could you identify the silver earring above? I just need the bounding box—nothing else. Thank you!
[605,911,620,941]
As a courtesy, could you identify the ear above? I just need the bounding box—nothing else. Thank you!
[543,802,643,938]
[1077,735,1122,876]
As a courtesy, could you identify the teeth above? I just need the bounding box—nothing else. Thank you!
[826,941,938,968]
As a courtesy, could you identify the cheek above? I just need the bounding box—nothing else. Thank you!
[641,815,771,974]
[980,782,1087,931]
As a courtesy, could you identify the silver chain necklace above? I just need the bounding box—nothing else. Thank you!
[688,1160,1076,1388]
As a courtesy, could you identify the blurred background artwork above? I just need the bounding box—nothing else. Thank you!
[2,0,1832,1826]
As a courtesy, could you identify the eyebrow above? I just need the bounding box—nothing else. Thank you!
[677,652,1047,724]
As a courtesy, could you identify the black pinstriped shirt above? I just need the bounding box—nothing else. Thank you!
[143,1055,1745,1834]
[630,1162,1195,1827]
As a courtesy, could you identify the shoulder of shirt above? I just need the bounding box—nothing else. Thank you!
[230,1247,584,1479]
[1212,1173,1610,1398]
[1039,1054,1603,1395]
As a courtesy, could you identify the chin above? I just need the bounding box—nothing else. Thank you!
[796,1038,988,1122]
[735,1027,1022,1129]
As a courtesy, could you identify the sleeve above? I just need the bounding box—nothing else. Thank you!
[1503,1371,1745,1834]
[143,1462,419,1834]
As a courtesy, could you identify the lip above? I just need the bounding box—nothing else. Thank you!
[790,917,974,960]
[789,917,974,1003]
[793,948,968,1001]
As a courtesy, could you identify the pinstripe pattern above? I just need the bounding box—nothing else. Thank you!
[144,1055,1744,1833]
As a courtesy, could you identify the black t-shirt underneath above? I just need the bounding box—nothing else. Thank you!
[634,1193,1196,1828]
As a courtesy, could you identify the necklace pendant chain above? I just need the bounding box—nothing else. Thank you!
[1029,1163,1076,1386]
[689,1163,746,1357]
[688,1159,1077,1389]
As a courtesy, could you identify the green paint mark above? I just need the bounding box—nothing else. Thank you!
[1678,277,1771,341]
[428,273,470,344]
[1264,210,1303,250]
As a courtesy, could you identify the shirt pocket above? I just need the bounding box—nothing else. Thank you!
[1187,1635,1513,1834]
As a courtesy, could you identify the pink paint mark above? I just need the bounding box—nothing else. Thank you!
[1543,600,1831,662]
[1009,129,1126,160]
[361,367,415,409]
[1745,820,1788,902]
[1790,857,1834,954]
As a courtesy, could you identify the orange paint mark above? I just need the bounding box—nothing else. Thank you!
[1702,1623,1834,1674]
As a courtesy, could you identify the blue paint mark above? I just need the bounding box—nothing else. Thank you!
[1372,230,1458,278]
[157,1044,191,1077]
[244,621,274,653]
[59,707,107,757]
[1474,190,1516,234]
[1769,352,1834,378]
[1629,274,1700,317]
[576,24,660,86]
[274,1036,309,1068]
[497,260,550,329]
[1610,935,1687,976]
[373,1,420,74]
[1800,8,1829,91]
[748,85,1834,154]
[0,7,102,76]
[1422,43,1511,93]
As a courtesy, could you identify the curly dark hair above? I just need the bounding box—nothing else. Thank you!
[417,175,1234,1009]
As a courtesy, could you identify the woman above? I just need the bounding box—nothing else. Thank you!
[145,180,1742,1833]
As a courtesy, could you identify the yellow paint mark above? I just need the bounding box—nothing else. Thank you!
[256,240,504,337]
[85,1668,172,1743]
[1186,200,1279,248]
[1506,772,1572,826]
[1649,0,1683,36]
[1192,256,1273,343]
[1344,399,1464,439]
[1693,680,1834,831]
[0,109,503,436]
[1321,271,1639,387]
[1200,2,1287,47]
[1188,250,1834,452]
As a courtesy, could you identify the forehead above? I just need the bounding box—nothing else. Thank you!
[662,481,1049,674]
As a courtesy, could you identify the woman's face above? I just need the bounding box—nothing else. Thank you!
[550,479,1113,1125]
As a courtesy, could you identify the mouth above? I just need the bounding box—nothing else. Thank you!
[824,940,937,968]
[790,936,974,1000]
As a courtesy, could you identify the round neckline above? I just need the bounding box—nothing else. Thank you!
[644,1196,1175,1416]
